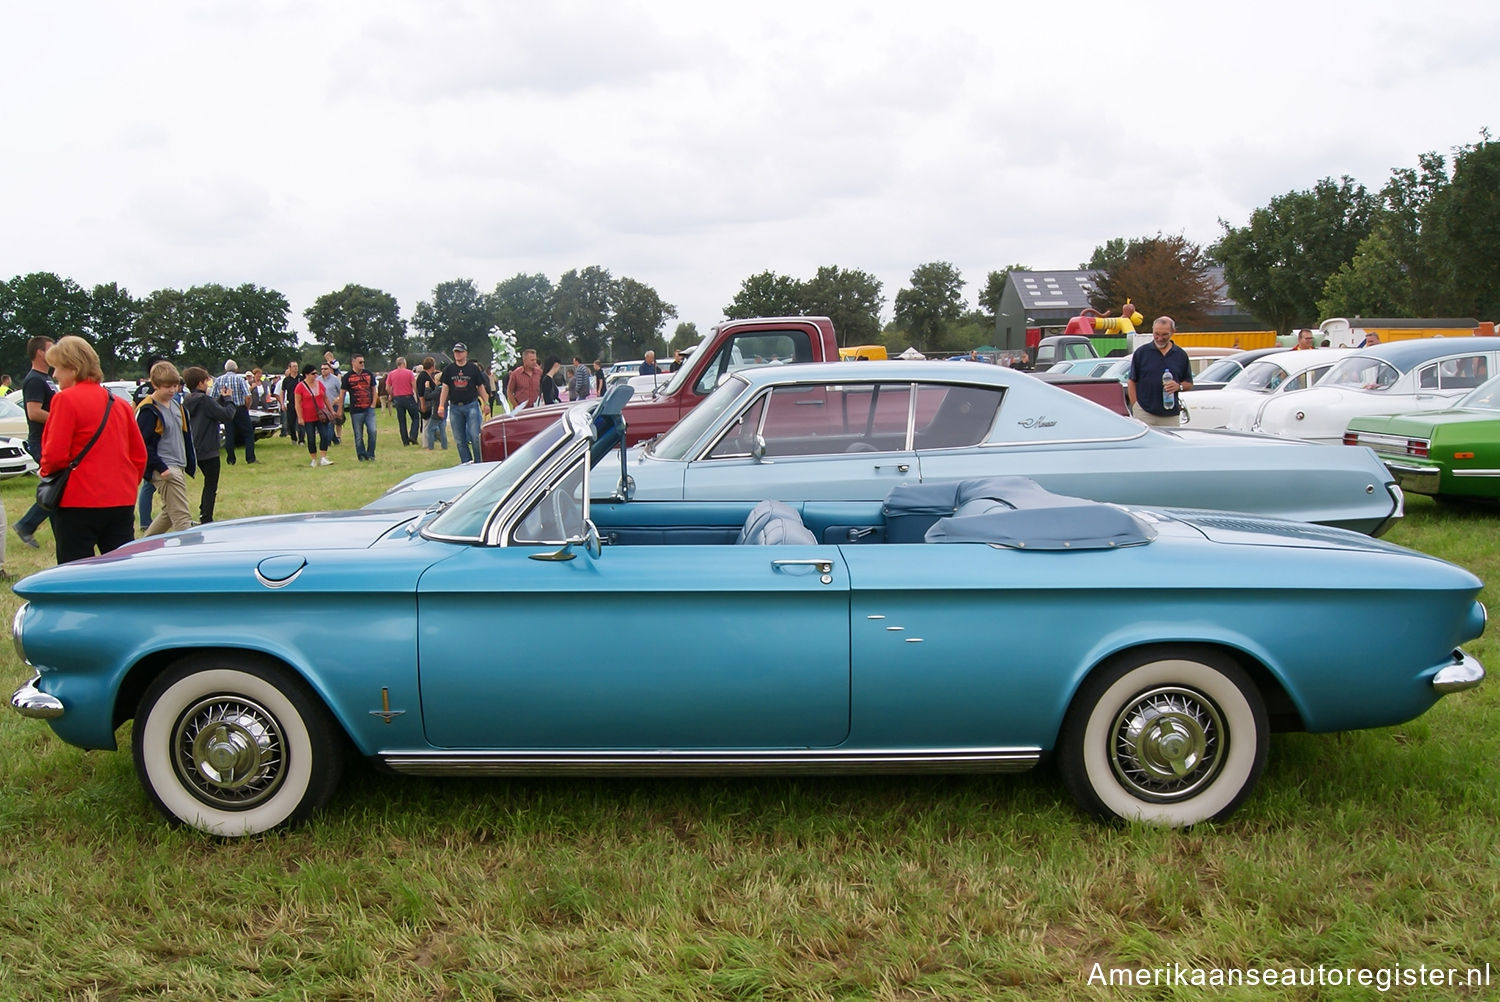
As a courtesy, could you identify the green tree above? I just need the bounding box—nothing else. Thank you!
[893,261,966,353]
[724,271,803,320]
[132,289,193,364]
[305,284,408,365]
[1213,176,1377,332]
[488,273,556,356]
[85,282,141,378]
[1318,229,1411,318]
[1422,137,1500,318]
[1,272,88,377]
[178,283,294,369]
[1080,240,1128,272]
[606,277,677,359]
[551,266,613,361]
[412,279,494,367]
[979,265,1029,321]
[801,265,884,345]
[668,321,700,352]
[1087,234,1219,330]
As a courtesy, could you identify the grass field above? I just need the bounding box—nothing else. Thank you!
[1,412,1496,1000]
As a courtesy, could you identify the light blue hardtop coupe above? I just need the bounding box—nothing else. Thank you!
[10,389,1486,836]
[369,361,1405,536]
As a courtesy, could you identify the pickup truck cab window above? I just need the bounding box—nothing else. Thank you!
[693,331,813,395]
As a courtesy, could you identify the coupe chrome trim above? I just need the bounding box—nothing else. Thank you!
[380,747,1042,777]
[1433,650,1485,694]
[10,676,64,720]
[978,427,1148,449]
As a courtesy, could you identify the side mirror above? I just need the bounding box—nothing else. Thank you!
[752,435,773,465]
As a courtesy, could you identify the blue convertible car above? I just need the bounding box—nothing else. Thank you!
[10,392,1486,836]
[370,361,1404,536]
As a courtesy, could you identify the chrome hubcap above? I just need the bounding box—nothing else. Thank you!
[172,696,287,809]
[1110,686,1225,801]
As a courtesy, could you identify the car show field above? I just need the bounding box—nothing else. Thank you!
[1,404,1495,999]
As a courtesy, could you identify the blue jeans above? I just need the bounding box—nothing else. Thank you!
[449,401,483,463]
[137,480,155,529]
[351,408,377,459]
[423,410,448,449]
[15,440,51,536]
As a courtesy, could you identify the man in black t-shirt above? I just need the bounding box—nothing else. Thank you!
[435,342,492,463]
[280,361,302,441]
[341,354,379,461]
[15,336,57,547]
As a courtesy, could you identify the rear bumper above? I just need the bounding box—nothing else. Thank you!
[1383,460,1441,495]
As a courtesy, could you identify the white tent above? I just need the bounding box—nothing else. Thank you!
[898,346,926,360]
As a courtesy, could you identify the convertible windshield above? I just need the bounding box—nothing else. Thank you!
[1457,373,1500,411]
[650,373,754,460]
[425,420,571,539]
[1321,355,1400,391]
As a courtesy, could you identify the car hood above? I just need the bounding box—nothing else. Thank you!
[1154,507,1444,557]
[1348,407,1497,436]
[15,509,424,597]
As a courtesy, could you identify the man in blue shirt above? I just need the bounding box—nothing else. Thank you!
[211,360,256,464]
[1127,316,1192,427]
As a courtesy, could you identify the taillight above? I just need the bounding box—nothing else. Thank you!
[1342,432,1359,446]
[1408,440,1429,459]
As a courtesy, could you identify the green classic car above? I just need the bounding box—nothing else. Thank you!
[1345,373,1500,501]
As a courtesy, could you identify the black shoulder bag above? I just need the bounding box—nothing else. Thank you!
[36,388,114,511]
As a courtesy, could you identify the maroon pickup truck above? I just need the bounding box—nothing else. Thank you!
[480,317,840,461]
[478,316,1133,461]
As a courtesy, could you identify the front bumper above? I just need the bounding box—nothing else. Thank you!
[1433,650,1485,694]
[10,675,64,720]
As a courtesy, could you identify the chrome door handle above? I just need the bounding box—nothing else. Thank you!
[875,464,910,473]
[771,558,834,584]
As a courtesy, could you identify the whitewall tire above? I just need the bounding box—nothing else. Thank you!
[1059,648,1267,826]
[133,657,344,836]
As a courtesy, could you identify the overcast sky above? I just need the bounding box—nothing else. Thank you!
[2,0,1495,342]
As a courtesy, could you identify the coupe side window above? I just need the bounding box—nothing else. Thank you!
[705,394,769,459]
[913,384,1003,450]
[713,383,913,458]
[1438,355,1490,389]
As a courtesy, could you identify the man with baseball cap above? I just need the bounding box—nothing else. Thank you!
[435,342,492,463]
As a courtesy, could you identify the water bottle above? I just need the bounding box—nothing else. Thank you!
[1162,370,1176,410]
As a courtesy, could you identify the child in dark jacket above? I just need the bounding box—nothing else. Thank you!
[183,365,237,524]
[136,361,197,536]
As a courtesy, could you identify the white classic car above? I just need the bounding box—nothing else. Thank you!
[1236,338,1500,444]
[1182,348,1342,430]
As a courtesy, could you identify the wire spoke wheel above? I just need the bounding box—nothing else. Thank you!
[135,657,343,836]
[1059,648,1267,826]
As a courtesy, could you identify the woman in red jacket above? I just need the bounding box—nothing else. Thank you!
[40,336,148,564]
